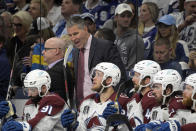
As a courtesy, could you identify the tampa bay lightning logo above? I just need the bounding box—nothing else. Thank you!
[143,36,151,50]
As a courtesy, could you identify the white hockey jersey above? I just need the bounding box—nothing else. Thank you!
[76,93,131,131]
[149,96,187,122]
[23,93,67,131]
[172,109,196,126]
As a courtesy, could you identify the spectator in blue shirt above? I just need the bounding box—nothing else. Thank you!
[153,37,183,77]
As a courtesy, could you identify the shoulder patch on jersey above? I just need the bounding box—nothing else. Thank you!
[38,94,65,116]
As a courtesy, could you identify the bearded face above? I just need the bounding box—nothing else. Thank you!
[29,94,42,104]
[183,94,193,107]
[183,84,194,107]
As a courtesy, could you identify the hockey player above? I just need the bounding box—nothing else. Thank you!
[126,60,161,127]
[60,62,131,130]
[0,69,68,131]
[149,69,186,121]
[135,69,185,131]
[173,73,196,131]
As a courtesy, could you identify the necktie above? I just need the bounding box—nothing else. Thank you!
[77,48,85,104]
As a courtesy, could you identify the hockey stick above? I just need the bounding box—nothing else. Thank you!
[0,43,19,128]
[6,43,18,100]
[104,81,132,130]
[113,81,130,113]
[114,80,131,102]
[62,44,78,129]
[105,114,133,131]
[63,44,73,108]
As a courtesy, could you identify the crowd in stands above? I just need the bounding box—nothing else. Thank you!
[0,0,195,130]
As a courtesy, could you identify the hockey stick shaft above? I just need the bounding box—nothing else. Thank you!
[63,44,78,128]
[6,44,18,100]
[63,44,73,108]
[114,80,130,102]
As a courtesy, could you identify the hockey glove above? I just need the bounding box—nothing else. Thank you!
[102,101,122,120]
[134,124,146,131]
[145,120,162,130]
[2,121,31,131]
[61,109,77,128]
[146,120,181,131]
[0,101,10,119]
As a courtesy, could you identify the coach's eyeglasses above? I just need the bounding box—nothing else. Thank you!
[44,47,61,52]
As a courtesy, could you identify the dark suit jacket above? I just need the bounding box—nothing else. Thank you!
[73,37,127,91]
[47,60,74,103]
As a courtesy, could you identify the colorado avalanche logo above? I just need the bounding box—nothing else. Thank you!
[87,116,103,129]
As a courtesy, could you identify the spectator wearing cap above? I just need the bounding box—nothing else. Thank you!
[114,3,144,72]
[170,0,196,50]
[103,1,138,31]
[81,12,96,35]
[153,14,189,63]
[138,2,159,59]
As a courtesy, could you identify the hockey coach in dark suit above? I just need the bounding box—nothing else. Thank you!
[66,16,127,105]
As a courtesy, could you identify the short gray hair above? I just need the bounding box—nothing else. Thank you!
[66,15,86,29]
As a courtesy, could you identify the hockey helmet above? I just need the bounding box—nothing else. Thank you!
[24,69,51,97]
[91,62,121,88]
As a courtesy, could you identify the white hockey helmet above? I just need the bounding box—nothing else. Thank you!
[24,69,51,97]
[185,73,196,108]
[153,69,182,104]
[133,60,161,90]
[91,62,121,88]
